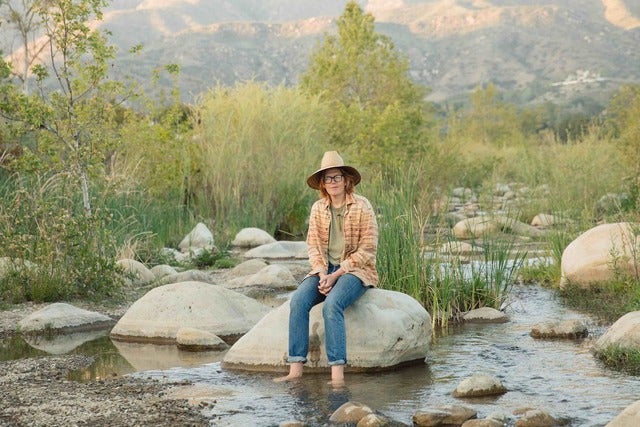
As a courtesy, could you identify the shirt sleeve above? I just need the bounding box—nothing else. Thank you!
[340,197,378,273]
[306,201,326,275]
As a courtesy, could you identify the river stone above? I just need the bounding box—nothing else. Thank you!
[179,222,215,253]
[116,258,155,284]
[18,303,114,333]
[594,311,640,353]
[606,399,640,427]
[357,413,398,427]
[150,264,178,279]
[226,259,268,278]
[462,420,503,427]
[530,319,588,339]
[328,401,373,424]
[221,288,431,371]
[531,213,557,227]
[110,281,270,344]
[224,264,297,289]
[176,327,228,351]
[243,241,308,259]
[413,405,477,426]
[453,215,545,239]
[158,269,216,285]
[438,241,482,256]
[463,307,508,324]
[453,216,500,239]
[514,409,557,427]
[231,227,276,248]
[452,374,507,398]
[560,222,640,289]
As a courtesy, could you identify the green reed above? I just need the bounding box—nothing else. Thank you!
[371,167,526,329]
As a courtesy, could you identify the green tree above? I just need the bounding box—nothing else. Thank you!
[462,83,524,147]
[606,84,640,205]
[0,0,47,95]
[299,0,427,167]
[0,0,122,216]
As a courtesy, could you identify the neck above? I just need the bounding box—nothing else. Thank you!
[330,194,346,207]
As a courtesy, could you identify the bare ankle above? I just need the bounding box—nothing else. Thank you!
[330,365,345,386]
[273,362,304,382]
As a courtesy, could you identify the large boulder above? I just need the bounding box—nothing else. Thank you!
[178,222,215,253]
[224,264,298,290]
[116,259,155,285]
[222,288,431,372]
[243,241,308,259]
[560,222,640,288]
[110,281,270,344]
[18,303,114,333]
[232,227,276,248]
[594,311,640,353]
[452,215,545,239]
[607,400,640,427]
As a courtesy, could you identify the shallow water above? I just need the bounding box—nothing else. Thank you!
[131,284,640,426]
[3,284,640,426]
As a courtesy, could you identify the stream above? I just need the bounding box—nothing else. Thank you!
[2,283,640,426]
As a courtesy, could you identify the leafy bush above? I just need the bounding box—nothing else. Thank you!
[0,173,124,303]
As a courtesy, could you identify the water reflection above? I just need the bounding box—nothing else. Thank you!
[112,340,226,371]
[23,329,109,354]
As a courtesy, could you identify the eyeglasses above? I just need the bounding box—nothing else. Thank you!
[323,174,344,184]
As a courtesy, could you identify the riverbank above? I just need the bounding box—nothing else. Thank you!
[0,295,213,426]
[0,354,210,426]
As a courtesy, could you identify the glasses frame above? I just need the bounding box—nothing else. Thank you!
[323,174,344,184]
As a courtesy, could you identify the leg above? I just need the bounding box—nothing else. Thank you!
[274,275,324,382]
[322,274,367,385]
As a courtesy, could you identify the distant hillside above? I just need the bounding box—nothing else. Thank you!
[5,0,640,108]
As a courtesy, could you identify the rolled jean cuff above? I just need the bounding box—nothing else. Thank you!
[287,356,307,364]
[328,359,346,366]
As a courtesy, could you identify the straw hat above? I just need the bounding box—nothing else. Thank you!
[307,151,361,190]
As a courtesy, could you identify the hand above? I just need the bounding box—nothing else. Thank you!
[318,272,339,295]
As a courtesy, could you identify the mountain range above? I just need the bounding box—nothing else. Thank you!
[7,0,640,108]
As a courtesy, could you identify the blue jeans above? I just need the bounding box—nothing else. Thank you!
[287,264,368,366]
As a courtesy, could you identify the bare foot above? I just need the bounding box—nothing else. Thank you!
[329,378,346,388]
[329,365,345,388]
[273,362,303,382]
[273,373,302,382]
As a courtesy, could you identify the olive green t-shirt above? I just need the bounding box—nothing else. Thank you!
[328,205,346,266]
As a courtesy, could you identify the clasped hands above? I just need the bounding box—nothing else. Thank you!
[318,271,340,295]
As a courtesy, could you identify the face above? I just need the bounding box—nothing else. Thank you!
[322,168,346,199]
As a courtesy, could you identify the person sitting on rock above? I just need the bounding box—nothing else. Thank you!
[274,150,378,387]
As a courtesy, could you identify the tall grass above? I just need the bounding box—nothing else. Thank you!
[188,82,332,241]
[0,173,124,302]
[370,166,526,329]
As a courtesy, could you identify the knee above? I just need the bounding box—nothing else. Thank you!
[322,299,343,320]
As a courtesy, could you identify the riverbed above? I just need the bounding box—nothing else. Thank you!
[2,283,638,426]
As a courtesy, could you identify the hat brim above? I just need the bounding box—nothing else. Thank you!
[307,166,361,190]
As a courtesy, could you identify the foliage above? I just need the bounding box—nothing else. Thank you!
[114,64,194,200]
[605,84,640,207]
[463,83,526,147]
[595,345,640,376]
[299,0,428,167]
[371,166,525,329]
[0,0,123,216]
[559,280,640,323]
[0,173,124,303]
[188,81,330,241]
[519,225,578,286]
